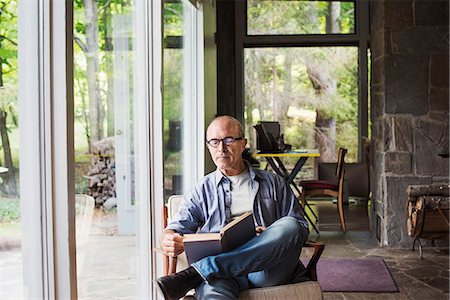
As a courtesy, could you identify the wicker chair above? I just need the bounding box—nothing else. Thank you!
[159,195,324,300]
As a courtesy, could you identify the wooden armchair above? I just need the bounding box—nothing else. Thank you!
[299,148,348,231]
[159,195,324,299]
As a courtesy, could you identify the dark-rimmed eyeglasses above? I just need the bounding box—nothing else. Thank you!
[206,136,244,147]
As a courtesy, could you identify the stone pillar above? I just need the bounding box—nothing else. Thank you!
[370,0,449,247]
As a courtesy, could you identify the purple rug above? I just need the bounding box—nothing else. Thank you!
[305,258,398,292]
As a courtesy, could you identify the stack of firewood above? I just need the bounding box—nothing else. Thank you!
[85,137,116,206]
[407,184,450,237]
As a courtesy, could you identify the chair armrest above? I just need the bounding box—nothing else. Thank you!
[303,241,325,281]
[154,247,178,276]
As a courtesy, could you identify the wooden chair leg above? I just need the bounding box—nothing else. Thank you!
[163,254,169,276]
[169,256,178,275]
[337,193,347,231]
[304,241,325,281]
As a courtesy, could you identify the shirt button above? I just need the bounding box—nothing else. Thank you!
[225,190,230,193]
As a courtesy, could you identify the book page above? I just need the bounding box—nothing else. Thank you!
[221,211,253,234]
[221,212,256,252]
[183,233,221,242]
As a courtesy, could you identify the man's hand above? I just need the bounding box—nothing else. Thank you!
[161,229,185,257]
[255,226,267,235]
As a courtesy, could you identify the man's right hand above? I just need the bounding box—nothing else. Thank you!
[161,229,185,257]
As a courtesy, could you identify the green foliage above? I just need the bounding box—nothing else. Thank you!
[0,0,18,84]
[0,198,20,222]
[0,0,18,74]
[285,123,313,149]
[340,2,355,32]
[0,0,20,189]
[163,2,184,164]
[247,0,354,35]
[164,1,183,37]
[75,150,91,194]
[245,0,359,161]
[73,0,132,143]
[245,41,360,161]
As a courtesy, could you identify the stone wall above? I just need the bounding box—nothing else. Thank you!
[370,0,449,247]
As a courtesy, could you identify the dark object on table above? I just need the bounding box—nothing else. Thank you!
[253,121,291,153]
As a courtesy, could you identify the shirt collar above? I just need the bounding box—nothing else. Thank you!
[213,160,262,186]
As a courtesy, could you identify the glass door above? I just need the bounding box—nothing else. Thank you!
[16,0,161,298]
[73,0,158,298]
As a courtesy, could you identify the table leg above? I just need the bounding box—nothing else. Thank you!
[266,157,285,178]
[288,157,307,184]
[290,183,319,222]
[274,157,290,178]
[263,155,320,235]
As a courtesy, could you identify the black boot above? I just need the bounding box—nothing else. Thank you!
[156,266,204,300]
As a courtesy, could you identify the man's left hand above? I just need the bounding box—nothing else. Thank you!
[255,226,267,235]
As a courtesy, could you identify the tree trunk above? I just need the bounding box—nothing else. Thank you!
[255,54,267,121]
[308,1,319,31]
[271,52,277,120]
[306,3,339,163]
[0,39,17,196]
[84,0,104,148]
[326,2,341,34]
[277,50,293,131]
[0,111,17,196]
[315,109,336,162]
[245,56,254,148]
[103,4,115,137]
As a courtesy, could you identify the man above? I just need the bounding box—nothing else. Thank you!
[157,115,309,299]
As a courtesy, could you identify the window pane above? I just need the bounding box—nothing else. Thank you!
[163,0,199,200]
[74,1,138,298]
[0,0,22,297]
[164,0,184,199]
[244,47,359,178]
[247,0,355,35]
[163,47,184,198]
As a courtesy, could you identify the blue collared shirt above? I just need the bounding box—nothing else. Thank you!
[167,162,308,234]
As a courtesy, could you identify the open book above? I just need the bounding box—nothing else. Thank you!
[182,212,256,265]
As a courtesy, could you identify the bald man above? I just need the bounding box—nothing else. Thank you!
[157,115,309,300]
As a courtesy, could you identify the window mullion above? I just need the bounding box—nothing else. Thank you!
[19,0,76,299]
[243,34,360,47]
[48,0,77,298]
[357,0,370,161]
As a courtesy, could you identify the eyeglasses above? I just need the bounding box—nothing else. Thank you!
[206,136,244,147]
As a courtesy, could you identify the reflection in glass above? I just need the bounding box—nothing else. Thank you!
[247,0,355,35]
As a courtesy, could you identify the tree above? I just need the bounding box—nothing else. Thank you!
[244,1,358,163]
[83,0,103,148]
[74,0,130,150]
[0,0,18,196]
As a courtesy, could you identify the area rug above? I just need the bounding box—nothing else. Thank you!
[306,258,398,292]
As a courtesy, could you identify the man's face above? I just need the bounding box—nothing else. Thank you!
[206,118,247,174]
